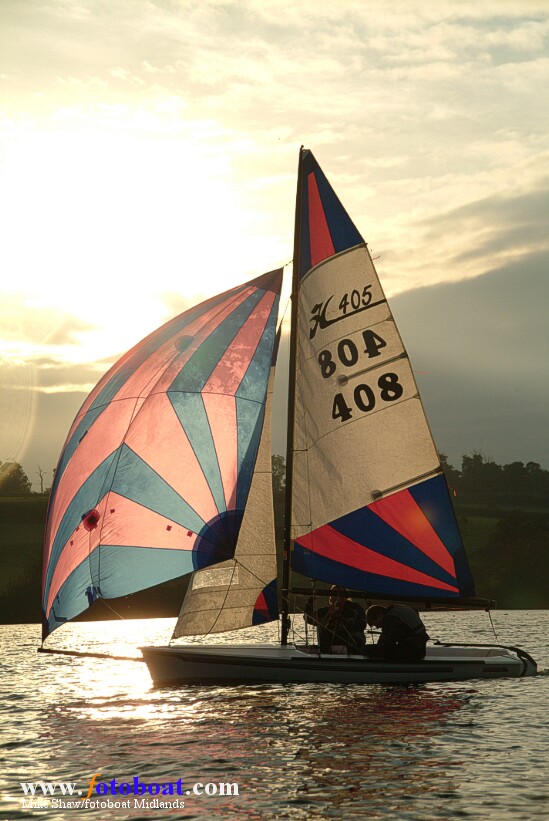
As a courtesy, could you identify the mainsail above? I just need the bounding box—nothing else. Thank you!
[289,150,474,601]
[42,269,282,639]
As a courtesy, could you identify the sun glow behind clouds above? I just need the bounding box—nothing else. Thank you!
[0,112,287,361]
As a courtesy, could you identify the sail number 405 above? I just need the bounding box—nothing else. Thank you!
[332,373,403,422]
[318,330,387,378]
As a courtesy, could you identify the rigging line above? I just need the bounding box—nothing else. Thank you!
[195,544,274,638]
[487,609,499,641]
[289,621,309,645]
[230,555,276,589]
[277,294,292,333]
[100,598,126,621]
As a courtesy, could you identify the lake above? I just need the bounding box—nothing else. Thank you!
[1,610,547,820]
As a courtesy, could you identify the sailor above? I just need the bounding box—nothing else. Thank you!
[304,586,366,653]
[363,604,429,661]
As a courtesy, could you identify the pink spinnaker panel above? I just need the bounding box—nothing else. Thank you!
[47,287,258,570]
[44,398,140,569]
[96,492,197,549]
[65,288,249,442]
[202,290,276,396]
[152,286,257,394]
[45,494,106,618]
[64,286,253,449]
[46,492,197,618]
[65,347,138,445]
[115,287,256,402]
[124,392,218,524]
[198,291,276,511]
[202,393,238,511]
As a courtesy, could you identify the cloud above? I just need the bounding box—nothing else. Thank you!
[2,0,548,484]
[368,160,549,297]
[391,251,549,468]
[0,294,96,345]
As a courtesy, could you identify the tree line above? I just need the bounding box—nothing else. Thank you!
[440,453,549,511]
[1,453,547,619]
[2,452,548,505]
[0,461,51,496]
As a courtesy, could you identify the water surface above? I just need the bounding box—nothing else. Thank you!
[1,611,547,820]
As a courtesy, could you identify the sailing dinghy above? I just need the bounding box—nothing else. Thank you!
[41,148,537,684]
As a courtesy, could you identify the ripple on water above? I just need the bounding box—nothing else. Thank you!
[1,613,548,820]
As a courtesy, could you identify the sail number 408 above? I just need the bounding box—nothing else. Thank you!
[332,373,403,422]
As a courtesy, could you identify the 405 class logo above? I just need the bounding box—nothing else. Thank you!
[308,283,386,340]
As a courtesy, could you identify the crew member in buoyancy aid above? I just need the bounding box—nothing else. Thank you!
[304,586,366,653]
[363,604,429,661]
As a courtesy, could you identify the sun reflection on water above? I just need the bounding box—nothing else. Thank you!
[2,613,548,820]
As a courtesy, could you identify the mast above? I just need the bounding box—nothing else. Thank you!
[281,146,304,646]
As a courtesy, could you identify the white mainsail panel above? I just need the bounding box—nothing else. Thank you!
[292,244,440,540]
[173,370,278,638]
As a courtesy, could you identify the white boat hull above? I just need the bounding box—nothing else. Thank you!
[141,644,537,685]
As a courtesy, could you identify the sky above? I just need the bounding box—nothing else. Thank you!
[1,0,548,489]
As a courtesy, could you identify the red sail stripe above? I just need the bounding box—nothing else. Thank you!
[254,591,268,616]
[369,489,457,578]
[44,398,139,572]
[298,525,460,593]
[307,172,335,267]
